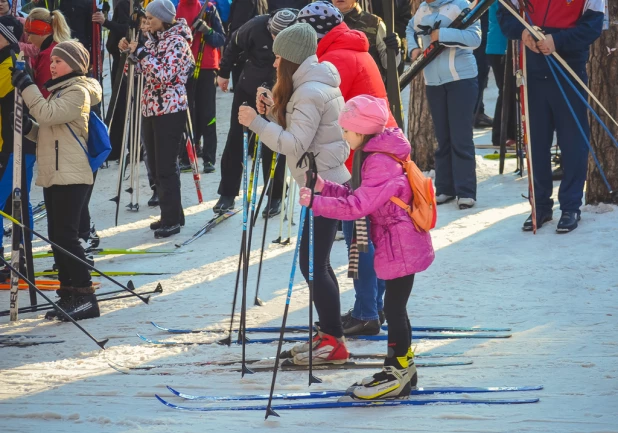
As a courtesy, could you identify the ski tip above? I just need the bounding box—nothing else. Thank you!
[97,338,109,349]
[166,385,182,397]
[155,283,163,293]
[265,407,280,419]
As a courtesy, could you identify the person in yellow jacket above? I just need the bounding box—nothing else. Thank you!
[11,40,102,321]
[0,15,36,264]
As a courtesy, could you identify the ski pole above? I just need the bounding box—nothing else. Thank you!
[287,178,297,244]
[0,284,163,317]
[273,165,289,244]
[265,205,307,419]
[0,257,108,349]
[0,210,151,304]
[253,152,278,306]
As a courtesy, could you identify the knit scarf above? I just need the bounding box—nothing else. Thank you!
[347,147,370,279]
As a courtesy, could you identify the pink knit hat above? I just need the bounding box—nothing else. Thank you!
[338,95,389,135]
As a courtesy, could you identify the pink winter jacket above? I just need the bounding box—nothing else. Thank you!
[312,128,435,280]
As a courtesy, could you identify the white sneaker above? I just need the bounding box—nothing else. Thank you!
[436,194,455,205]
[457,197,476,209]
[349,365,411,400]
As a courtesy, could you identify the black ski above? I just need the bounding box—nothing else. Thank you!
[175,209,240,248]
[233,359,472,373]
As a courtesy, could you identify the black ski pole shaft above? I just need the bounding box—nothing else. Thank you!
[20,146,37,309]
[265,206,307,419]
[382,0,403,128]
[0,284,162,317]
[0,210,150,304]
[253,153,278,306]
[0,257,108,349]
[220,243,245,346]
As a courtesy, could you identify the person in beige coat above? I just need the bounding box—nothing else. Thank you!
[239,23,351,366]
[12,40,102,322]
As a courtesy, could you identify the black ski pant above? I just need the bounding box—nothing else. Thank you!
[383,274,415,366]
[43,184,92,290]
[142,111,186,226]
[488,54,517,148]
[299,214,343,338]
[78,170,97,240]
[218,85,284,201]
[107,75,128,161]
[187,70,218,166]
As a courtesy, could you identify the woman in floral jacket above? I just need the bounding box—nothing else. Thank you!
[121,0,195,238]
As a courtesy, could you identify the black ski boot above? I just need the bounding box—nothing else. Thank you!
[154,224,181,239]
[203,162,216,174]
[89,224,100,249]
[60,292,100,321]
[343,317,381,336]
[522,209,553,231]
[151,214,185,231]
[556,211,581,233]
[341,308,353,324]
[45,288,75,320]
[213,196,235,213]
[378,310,386,325]
[148,189,159,207]
[262,199,282,218]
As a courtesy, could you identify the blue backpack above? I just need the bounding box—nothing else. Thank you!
[67,111,112,172]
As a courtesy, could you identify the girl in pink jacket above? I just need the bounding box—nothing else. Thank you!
[299,95,435,401]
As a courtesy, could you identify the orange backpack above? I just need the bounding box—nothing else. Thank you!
[380,153,437,232]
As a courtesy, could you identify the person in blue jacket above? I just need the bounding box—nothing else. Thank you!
[498,0,605,233]
[406,0,481,210]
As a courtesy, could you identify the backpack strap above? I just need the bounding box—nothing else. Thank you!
[390,196,410,212]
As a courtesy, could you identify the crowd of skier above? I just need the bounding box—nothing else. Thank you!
[0,0,608,402]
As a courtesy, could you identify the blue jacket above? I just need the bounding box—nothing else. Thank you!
[486,2,507,55]
[406,0,481,86]
[497,0,604,77]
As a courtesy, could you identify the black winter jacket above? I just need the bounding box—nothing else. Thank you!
[104,0,132,57]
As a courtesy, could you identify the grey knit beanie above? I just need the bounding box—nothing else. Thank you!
[267,9,298,36]
[273,23,317,66]
[146,0,176,24]
[52,41,90,74]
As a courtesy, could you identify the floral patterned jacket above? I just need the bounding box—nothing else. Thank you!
[134,19,195,117]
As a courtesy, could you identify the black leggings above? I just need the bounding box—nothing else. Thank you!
[299,214,342,338]
[383,274,415,364]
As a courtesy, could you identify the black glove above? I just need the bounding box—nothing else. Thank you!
[383,32,400,51]
[10,67,35,92]
[9,112,34,135]
[193,19,211,34]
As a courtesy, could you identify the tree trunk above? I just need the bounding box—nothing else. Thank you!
[585,4,618,205]
[407,0,437,171]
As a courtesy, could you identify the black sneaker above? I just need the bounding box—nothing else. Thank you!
[148,189,159,207]
[522,210,553,231]
[60,293,100,321]
[556,211,581,233]
[262,199,281,218]
[151,215,185,231]
[343,317,381,336]
[378,310,385,326]
[474,113,494,128]
[341,308,354,325]
[89,225,100,249]
[213,196,235,213]
[179,160,192,172]
[154,224,181,239]
[552,166,564,181]
[203,162,216,174]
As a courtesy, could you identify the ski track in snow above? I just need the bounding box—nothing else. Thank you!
[1,70,617,433]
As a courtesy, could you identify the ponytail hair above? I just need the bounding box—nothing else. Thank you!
[27,8,72,43]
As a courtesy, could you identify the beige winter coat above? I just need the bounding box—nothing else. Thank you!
[23,75,102,188]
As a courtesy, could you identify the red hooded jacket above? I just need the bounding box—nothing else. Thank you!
[316,22,397,171]
[32,39,57,99]
[176,0,226,70]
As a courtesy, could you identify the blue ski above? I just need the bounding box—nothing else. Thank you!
[137,332,510,346]
[155,394,539,411]
[167,385,543,401]
[151,321,511,334]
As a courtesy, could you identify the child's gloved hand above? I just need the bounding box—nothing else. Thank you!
[299,187,312,207]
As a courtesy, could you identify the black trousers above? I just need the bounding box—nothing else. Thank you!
[299,214,342,338]
[383,274,415,363]
[44,184,91,289]
[107,75,128,161]
[218,85,284,200]
[488,54,517,147]
[142,111,186,226]
[78,170,97,240]
[187,70,218,166]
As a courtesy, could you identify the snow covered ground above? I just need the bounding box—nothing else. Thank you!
[1,72,617,433]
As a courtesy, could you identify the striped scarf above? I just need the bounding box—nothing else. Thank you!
[348,218,369,279]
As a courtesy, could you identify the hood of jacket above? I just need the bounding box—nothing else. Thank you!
[363,128,411,160]
[47,73,102,106]
[317,22,370,57]
[293,54,341,90]
[155,18,193,45]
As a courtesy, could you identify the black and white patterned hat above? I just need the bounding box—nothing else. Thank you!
[297,1,343,40]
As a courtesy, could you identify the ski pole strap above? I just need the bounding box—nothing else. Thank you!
[296,151,318,209]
